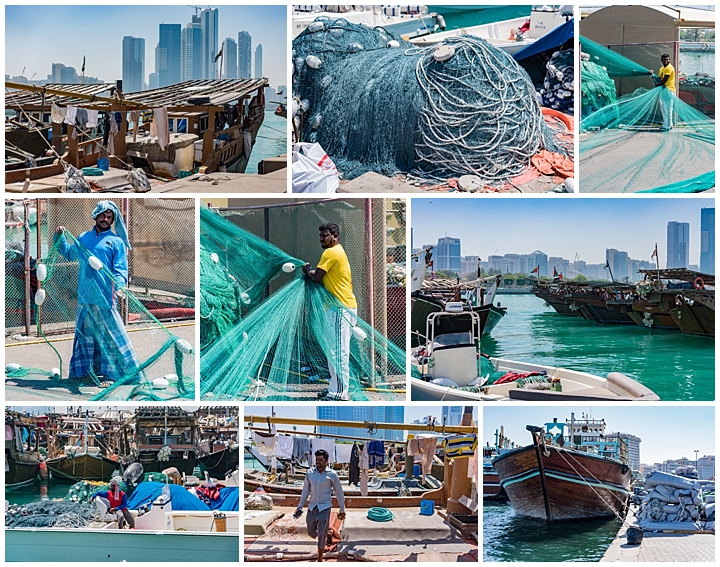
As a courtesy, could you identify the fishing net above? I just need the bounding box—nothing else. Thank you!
[293,18,561,181]
[200,207,406,401]
[5,501,99,528]
[5,231,194,401]
[580,37,715,193]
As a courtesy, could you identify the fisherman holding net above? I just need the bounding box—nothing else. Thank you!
[54,200,141,388]
[303,222,357,401]
[649,53,676,131]
[293,449,346,561]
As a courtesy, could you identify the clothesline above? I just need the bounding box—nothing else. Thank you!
[246,426,437,446]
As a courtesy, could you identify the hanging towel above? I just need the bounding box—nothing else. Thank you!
[311,438,335,461]
[367,440,385,468]
[443,434,478,459]
[292,437,311,467]
[108,113,119,155]
[334,443,352,464]
[86,109,99,128]
[252,431,277,456]
[150,107,169,151]
[360,443,369,497]
[275,435,294,459]
[51,103,67,124]
[348,444,360,486]
[407,437,437,483]
[129,110,141,143]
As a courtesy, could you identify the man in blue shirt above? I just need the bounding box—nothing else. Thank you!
[294,449,346,561]
[91,477,135,529]
[54,201,141,387]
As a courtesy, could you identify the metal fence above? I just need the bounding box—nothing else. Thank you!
[5,198,195,337]
[214,197,407,347]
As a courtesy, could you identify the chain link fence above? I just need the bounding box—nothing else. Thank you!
[5,198,195,338]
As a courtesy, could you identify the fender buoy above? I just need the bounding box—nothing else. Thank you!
[693,277,705,290]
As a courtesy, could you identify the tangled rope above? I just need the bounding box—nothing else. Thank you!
[6,501,101,528]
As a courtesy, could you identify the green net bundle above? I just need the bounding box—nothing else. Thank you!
[6,232,194,401]
[581,59,617,118]
[293,18,559,181]
[200,208,406,401]
[580,37,715,193]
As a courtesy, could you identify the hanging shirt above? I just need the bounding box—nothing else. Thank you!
[311,438,335,461]
[292,437,312,466]
[275,435,294,459]
[334,443,352,464]
[443,434,478,459]
[252,431,277,456]
[348,444,360,486]
[359,443,370,497]
[150,107,170,151]
[51,103,67,124]
[317,244,357,308]
[366,440,385,468]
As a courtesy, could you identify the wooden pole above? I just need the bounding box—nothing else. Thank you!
[529,426,553,522]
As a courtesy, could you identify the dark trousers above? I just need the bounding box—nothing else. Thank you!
[306,506,331,550]
[118,508,135,529]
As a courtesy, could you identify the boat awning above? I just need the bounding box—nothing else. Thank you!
[648,6,716,29]
[638,268,715,284]
[514,18,574,61]
[5,79,269,111]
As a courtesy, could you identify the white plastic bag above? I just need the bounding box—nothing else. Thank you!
[292,143,340,193]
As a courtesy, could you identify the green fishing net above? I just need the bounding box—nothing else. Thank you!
[5,232,194,401]
[199,207,406,401]
[293,18,562,181]
[580,37,715,193]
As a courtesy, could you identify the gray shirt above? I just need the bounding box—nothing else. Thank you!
[297,466,346,513]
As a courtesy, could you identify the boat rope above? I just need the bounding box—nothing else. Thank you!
[553,447,632,526]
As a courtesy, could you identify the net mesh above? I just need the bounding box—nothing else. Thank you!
[200,206,406,401]
[293,18,559,181]
[5,200,195,401]
[580,38,715,193]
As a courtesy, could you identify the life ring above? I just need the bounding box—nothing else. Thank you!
[693,277,705,290]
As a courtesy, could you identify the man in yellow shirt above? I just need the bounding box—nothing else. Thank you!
[650,53,676,131]
[303,222,358,401]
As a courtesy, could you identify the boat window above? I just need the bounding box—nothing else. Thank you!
[435,331,473,347]
[177,119,187,133]
[168,120,174,133]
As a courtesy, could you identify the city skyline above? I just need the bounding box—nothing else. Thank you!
[484,406,714,466]
[412,199,714,267]
[5,5,286,89]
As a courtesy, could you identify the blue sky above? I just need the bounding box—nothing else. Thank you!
[484,405,714,465]
[412,197,714,265]
[5,5,287,89]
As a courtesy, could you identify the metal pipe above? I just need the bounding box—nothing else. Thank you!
[36,198,43,337]
[23,201,32,336]
[244,415,477,434]
[213,198,347,211]
[364,199,375,388]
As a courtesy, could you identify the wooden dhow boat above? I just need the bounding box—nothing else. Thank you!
[5,410,45,486]
[492,414,632,521]
[132,407,198,476]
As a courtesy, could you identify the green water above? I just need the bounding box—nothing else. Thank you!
[484,501,622,562]
[246,111,287,174]
[484,294,714,401]
[6,479,70,505]
[428,5,532,30]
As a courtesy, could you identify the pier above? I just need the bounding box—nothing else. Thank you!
[601,507,715,562]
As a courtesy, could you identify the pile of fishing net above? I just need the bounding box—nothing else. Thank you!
[6,501,100,528]
[293,18,563,181]
[5,231,194,402]
[633,471,712,531]
[580,56,616,118]
[200,207,406,401]
[65,479,125,503]
[579,36,715,193]
[540,49,574,115]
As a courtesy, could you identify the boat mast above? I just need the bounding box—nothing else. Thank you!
[527,425,553,522]
[83,412,89,456]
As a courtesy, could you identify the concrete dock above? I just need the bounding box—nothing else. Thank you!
[601,507,715,562]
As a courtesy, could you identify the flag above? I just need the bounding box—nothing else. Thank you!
[214,44,224,62]
[553,267,558,277]
[559,272,563,279]
[531,266,539,274]
[81,56,85,74]
[604,262,610,269]
[651,245,658,260]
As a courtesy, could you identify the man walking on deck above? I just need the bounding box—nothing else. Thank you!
[649,53,676,131]
[303,222,358,401]
[293,449,346,561]
[55,200,141,388]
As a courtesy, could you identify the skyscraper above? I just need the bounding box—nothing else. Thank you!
[122,36,145,93]
[700,208,715,274]
[606,248,630,281]
[156,24,181,87]
[436,236,461,274]
[200,8,219,79]
[255,44,263,78]
[317,407,405,442]
[667,221,690,269]
[238,31,252,79]
[181,15,202,81]
[224,37,237,79]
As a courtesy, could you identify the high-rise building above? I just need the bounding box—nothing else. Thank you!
[255,44,263,78]
[606,432,642,472]
[700,208,715,274]
[667,221,690,269]
[148,72,159,90]
[156,24,181,87]
[238,31,252,79]
[181,14,202,81]
[122,36,145,93]
[436,237,461,274]
[224,37,237,79]
[442,406,463,426]
[49,63,77,84]
[527,250,548,278]
[317,407,405,442]
[200,8,219,79]
[606,248,630,281]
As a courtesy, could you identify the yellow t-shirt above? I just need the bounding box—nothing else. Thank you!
[317,244,357,308]
[658,64,676,93]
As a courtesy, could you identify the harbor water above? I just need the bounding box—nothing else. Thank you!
[427,5,531,30]
[679,49,715,77]
[483,294,714,401]
[6,480,70,506]
[245,111,287,174]
[484,501,621,562]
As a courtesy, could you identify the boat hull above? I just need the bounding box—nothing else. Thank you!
[6,528,238,562]
[136,452,197,476]
[5,450,40,487]
[198,446,239,479]
[669,294,714,337]
[492,445,631,521]
[46,454,118,482]
[483,466,507,500]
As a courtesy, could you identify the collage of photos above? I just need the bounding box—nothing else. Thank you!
[2,2,716,565]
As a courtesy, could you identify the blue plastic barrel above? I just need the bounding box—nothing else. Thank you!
[419,500,434,516]
[413,464,421,477]
[97,158,109,171]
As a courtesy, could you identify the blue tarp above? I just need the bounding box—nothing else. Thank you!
[513,18,574,61]
[126,482,240,512]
